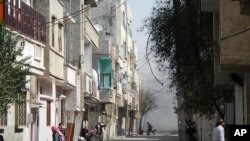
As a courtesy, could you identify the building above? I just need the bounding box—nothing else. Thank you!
[0,0,140,141]
[91,0,140,139]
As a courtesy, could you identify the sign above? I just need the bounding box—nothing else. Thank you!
[229,125,250,141]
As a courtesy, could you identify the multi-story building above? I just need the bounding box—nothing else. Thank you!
[91,0,140,139]
[188,0,250,140]
[0,0,46,141]
[0,0,139,141]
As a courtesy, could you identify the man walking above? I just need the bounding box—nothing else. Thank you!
[212,118,225,141]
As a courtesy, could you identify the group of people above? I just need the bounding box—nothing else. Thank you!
[51,123,67,141]
[185,117,225,141]
[79,122,106,141]
[52,122,106,141]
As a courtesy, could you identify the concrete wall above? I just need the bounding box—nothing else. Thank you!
[220,0,250,71]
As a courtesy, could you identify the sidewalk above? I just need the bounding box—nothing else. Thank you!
[110,132,178,141]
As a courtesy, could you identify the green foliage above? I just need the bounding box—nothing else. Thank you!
[143,0,227,116]
[0,24,29,114]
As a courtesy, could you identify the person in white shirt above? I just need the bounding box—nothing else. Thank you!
[212,118,225,141]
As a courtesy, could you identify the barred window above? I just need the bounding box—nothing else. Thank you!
[0,112,7,127]
[15,102,27,127]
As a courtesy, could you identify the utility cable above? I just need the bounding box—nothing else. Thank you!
[146,32,164,86]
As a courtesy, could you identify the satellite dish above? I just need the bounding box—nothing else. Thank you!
[94,24,103,32]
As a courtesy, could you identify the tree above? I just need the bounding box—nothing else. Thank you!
[0,24,29,114]
[142,0,228,117]
[138,89,158,134]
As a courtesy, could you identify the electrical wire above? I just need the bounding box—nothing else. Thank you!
[146,33,164,86]
[23,0,104,30]
[23,0,128,32]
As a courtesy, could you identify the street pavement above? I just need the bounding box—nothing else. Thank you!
[110,132,178,141]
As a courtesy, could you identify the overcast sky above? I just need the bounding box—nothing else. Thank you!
[127,0,178,131]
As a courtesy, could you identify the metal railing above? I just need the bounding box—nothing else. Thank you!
[4,0,46,43]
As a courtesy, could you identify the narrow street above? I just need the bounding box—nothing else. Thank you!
[110,133,178,141]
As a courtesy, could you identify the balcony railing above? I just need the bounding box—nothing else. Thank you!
[4,0,46,43]
[99,89,115,104]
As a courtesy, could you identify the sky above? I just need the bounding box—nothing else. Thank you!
[127,0,178,131]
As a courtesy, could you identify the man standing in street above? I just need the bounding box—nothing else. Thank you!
[212,118,225,141]
[95,122,106,141]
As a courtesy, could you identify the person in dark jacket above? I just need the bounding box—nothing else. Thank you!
[95,122,106,141]
[147,122,155,135]
[186,120,197,141]
[0,135,4,141]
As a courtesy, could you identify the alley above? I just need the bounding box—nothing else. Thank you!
[110,133,178,141]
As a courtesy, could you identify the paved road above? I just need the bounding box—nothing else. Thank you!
[110,133,178,141]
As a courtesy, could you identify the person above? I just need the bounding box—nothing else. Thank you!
[59,123,67,140]
[212,118,225,141]
[51,126,65,141]
[0,135,4,141]
[185,120,197,141]
[95,122,106,141]
[147,122,155,135]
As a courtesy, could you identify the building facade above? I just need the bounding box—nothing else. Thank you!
[0,0,140,141]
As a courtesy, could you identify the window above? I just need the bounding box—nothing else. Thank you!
[101,73,111,88]
[0,112,7,128]
[15,102,26,127]
[34,44,42,61]
[58,23,63,52]
[52,17,56,47]
[61,99,66,125]
[47,101,51,126]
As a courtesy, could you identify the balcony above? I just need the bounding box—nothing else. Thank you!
[64,64,77,88]
[84,15,99,51]
[214,46,234,91]
[200,0,219,12]
[220,0,250,71]
[99,89,115,104]
[2,0,46,43]
[84,73,100,103]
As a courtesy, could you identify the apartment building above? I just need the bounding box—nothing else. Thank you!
[186,0,250,140]
[91,0,140,139]
[0,0,139,141]
[0,0,46,141]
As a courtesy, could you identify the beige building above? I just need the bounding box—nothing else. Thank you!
[91,0,140,139]
[0,0,139,141]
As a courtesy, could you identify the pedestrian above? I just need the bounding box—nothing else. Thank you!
[185,120,197,141]
[95,122,106,141]
[212,118,225,141]
[0,135,4,141]
[59,123,67,140]
[146,122,155,135]
[51,125,65,141]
